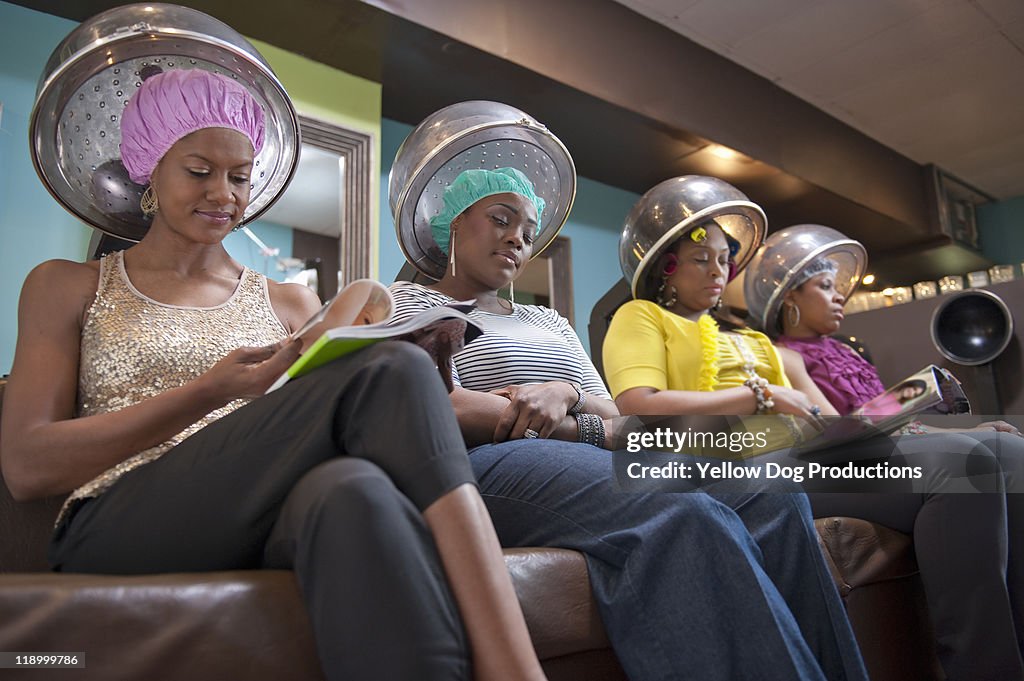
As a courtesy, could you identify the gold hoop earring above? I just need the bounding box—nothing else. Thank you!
[141,185,159,217]
[449,231,457,277]
[786,303,801,329]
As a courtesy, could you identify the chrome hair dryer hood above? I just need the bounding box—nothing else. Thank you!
[30,3,299,241]
[389,100,576,281]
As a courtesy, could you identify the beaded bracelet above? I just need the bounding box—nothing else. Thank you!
[743,377,775,414]
[898,420,928,436]
[575,412,605,449]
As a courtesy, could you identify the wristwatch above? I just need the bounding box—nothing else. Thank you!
[567,382,586,415]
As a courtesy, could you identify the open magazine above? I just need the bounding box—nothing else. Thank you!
[854,365,971,421]
[794,364,971,453]
[266,279,481,393]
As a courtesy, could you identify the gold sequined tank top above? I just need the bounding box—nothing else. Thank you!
[65,250,288,515]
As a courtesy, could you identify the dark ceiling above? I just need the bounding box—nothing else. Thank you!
[11,0,992,285]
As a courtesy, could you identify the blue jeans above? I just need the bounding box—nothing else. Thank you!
[469,439,868,681]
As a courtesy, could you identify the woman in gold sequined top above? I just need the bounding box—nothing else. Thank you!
[0,68,544,681]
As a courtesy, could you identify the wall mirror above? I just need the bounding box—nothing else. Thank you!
[513,237,575,325]
[263,115,373,301]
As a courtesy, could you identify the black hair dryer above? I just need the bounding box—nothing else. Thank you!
[930,289,1015,413]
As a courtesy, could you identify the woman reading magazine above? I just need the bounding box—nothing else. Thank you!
[0,67,545,681]
[605,197,1024,681]
[270,279,478,393]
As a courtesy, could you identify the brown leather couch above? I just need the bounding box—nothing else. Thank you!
[0,378,940,680]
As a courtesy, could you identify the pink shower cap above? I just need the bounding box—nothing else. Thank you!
[119,69,266,184]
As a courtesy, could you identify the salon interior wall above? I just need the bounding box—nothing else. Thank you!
[0,1,86,375]
[978,195,1024,265]
[0,2,381,372]
[378,118,638,354]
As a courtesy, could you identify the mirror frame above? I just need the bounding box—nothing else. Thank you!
[297,114,374,285]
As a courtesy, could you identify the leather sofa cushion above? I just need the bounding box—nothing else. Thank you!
[0,549,615,681]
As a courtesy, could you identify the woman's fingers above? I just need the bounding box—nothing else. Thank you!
[493,403,520,442]
[258,340,302,376]
[209,341,302,399]
[977,420,1022,436]
[493,391,563,442]
[537,417,560,440]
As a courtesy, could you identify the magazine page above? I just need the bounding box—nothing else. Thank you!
[795,365,946,454]
[266,301,481,393]
[853,365,943,421]
[290,279,394,350]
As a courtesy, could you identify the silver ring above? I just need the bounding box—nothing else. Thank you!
[524,428,540,439]
[809,405,822,417]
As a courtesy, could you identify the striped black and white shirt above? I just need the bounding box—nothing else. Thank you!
[389,281,611,399]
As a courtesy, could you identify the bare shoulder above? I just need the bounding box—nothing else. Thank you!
[266,279,322,332]
[20,259,100,320]
[777,345,809,375]
[25,258,99,284]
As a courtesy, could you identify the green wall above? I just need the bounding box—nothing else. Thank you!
[249,39,382,276]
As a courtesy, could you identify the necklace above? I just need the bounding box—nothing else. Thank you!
[728,334,763,382]
[728,334,774,414]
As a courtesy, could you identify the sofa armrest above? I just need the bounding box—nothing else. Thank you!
[0,571,325,681]
[503,547,609,659]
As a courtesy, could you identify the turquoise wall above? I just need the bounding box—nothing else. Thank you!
[379,118,637,353]
[979,195,1024,265]
[379,119,412,285]
[0,2,294,371]
[223,220,294,280]
[0,2,86,374]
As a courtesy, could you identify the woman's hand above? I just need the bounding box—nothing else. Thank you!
[974,420,1023,437]
[768,385,823,419]
[195,341,302,405]
[491,382,577,441]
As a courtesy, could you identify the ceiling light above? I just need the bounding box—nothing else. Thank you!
[708,144,740,160]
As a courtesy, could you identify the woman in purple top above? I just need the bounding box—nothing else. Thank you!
[772,259,884,414]
[745,224,1024,681]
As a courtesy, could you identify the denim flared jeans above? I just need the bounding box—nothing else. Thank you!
[469,439,868,681]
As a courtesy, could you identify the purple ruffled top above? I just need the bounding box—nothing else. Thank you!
[777,336,886,416]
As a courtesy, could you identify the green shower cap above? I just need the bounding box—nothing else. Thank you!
[430,168,546,254]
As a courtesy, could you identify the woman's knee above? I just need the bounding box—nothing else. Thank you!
[266,458,432,571]
[896,433,1004,492]
[285,458,408,520]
